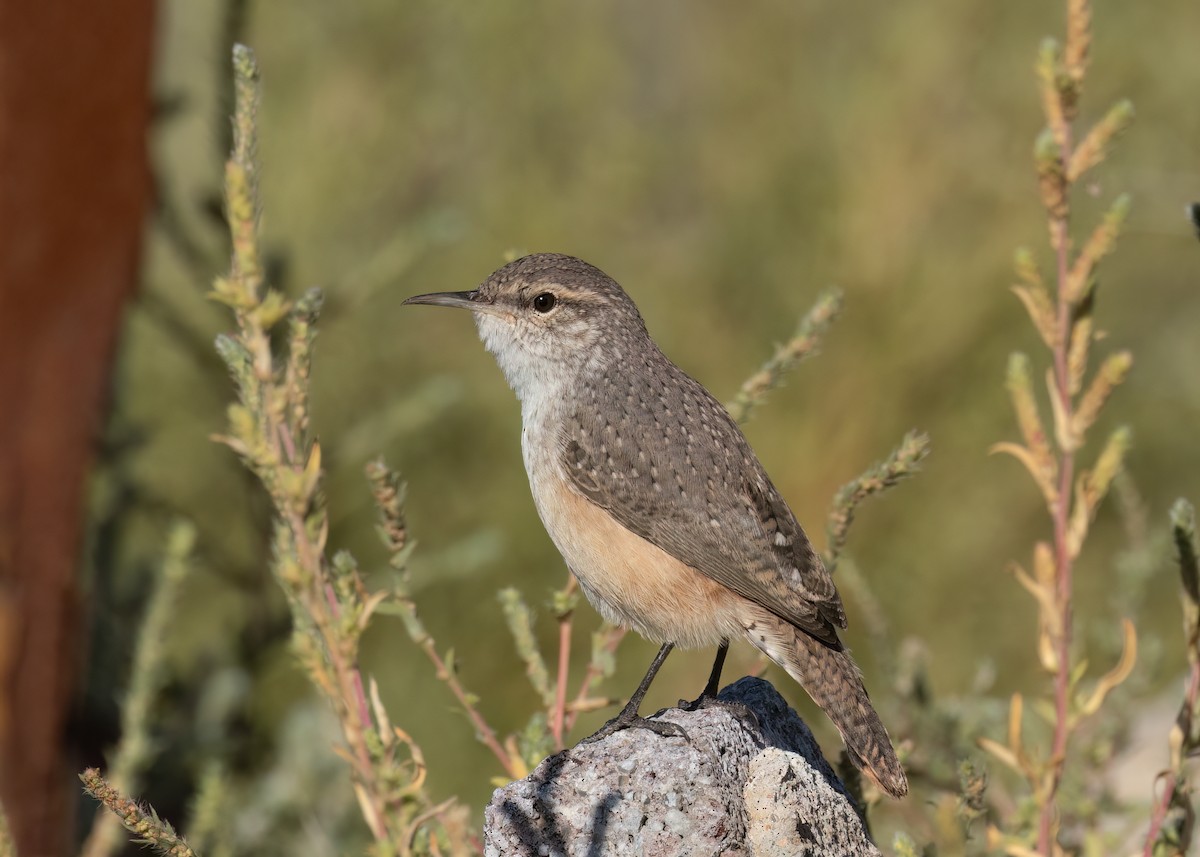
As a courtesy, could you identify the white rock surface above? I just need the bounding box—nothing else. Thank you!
[484,677,881,857]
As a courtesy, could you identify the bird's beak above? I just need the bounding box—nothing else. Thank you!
[402,289,485,311]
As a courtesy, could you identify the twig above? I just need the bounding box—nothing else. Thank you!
[405,798,458,855]
[547,575,580,748]
[1143,776,1178,857]
[726,288,842,423]
[185,761,230,857]
[211,45,452,845]
[80,522,196,857]
[565,626,627,733]
[1141,499,1200,856]
[369,459,519,779]
[81,769,197,857]
[497,588,553,707]
[984,8,1135,852]
[416,621,517,778]
[824,430,930,572]
[552,610,572,749]
[1142,658,1199,857]
[277,495,387,837]
[1040,104,1078,857]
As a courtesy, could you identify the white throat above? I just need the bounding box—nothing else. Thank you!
[473,311,574,417]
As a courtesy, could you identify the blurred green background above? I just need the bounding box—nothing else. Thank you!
[86,0,1199,847]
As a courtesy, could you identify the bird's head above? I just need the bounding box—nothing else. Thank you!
[404,253,648,401]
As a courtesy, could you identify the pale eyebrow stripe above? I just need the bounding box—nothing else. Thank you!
[517,282,607,306]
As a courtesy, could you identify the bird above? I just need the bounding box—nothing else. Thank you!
[403,253,907,798]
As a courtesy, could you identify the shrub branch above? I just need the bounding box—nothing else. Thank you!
[1142,499,1200,856]
[80,522,196,857]
[80,770,197,857]
[209,45,473,855]
[985,4,1138,852]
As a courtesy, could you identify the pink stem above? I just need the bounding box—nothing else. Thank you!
[1038,120,1076,857]
[552,618,571,748]
[1144,662,1200,854]
[323,582,373,730]
[565,627,628,732]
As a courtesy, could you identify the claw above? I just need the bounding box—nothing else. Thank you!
[585,709,688,744]
[679,694,760,732]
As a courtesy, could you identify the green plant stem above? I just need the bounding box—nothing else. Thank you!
[281,507,386,839]
[215,45,398,845]
[185,762,230,857]
[80,522,195,857]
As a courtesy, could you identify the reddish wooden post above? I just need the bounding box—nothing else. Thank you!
[0,3,156,852]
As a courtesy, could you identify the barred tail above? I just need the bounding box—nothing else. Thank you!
[742,607,908,798]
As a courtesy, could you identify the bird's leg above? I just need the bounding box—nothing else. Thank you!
[681,641,759,730]
[680,641,728,707]
[585,642,687,742]
[701,640,730,698]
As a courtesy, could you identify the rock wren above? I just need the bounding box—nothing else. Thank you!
[404,253,907,798]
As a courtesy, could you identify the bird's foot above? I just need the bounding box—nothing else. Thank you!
[584,706,688,744]
[679,692,760,732]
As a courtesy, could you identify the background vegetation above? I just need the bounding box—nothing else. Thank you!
[74,0,1199,854]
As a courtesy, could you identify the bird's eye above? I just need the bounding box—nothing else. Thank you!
[532,292,557,313]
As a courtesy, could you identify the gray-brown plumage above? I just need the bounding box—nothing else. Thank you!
[404,253,907,798]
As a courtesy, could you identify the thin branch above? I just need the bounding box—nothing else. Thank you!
[551,622,571,748]
[824,430,931,571]
[545,575,582,748]
[1142,499,1200,856]
[80,522,196,857]
[369,459,519,779]
[565,626,627,733]
[726,288,842,424]
[81,770,197,857]
[1143,775,1178,857]
[414,626,517,778]
[213,46,412,844]
[1039,123,1077,857]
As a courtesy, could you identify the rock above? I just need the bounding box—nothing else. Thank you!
[484,677,881,857]
[744,749,880,856]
